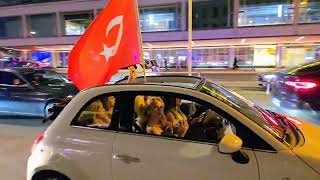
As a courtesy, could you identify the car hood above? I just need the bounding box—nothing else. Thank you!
[35,83,78,98]
[289,116,320,174]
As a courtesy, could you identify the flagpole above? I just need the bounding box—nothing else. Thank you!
[188,0,193,76]
[135,0,147,82]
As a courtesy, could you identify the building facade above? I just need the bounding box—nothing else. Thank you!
[0,0,320,69]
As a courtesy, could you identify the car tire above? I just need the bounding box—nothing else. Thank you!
[44,101,58,118]
[32,171,70,180]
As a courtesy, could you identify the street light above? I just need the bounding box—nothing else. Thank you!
[188,0,193,76]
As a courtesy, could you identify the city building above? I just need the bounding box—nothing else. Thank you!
[0,0,320,69]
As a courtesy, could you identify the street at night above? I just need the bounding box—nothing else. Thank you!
[1,0,320,179]
[0,74,319,180]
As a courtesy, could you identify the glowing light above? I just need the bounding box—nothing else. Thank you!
[262,111,279,126]
[295,36,305,41]
[286,116,302,125]
[241,39,246,44]
[285,81,317,89]
[278,5,283,17]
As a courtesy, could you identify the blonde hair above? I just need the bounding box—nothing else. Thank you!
[145,97,164,115]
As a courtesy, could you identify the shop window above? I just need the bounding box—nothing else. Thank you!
[27,14,57,37]
[193,48,229,68]
[63,11,93,36]
[235,48,254,67]
[299,0,320,23]
[153,49,187,69]
[0,16,22,39]
[238,0,294,26]
[58,52,69,67]
[253,46,277,67]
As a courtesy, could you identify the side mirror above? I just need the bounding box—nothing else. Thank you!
[218,133,242,154]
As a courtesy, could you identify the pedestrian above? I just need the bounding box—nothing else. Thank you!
[164,57,168,70]
[176,57,181,70]
[233,57,238,70]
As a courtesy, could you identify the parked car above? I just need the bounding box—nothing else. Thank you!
[0,68,78,117]
[28,76,319,180]
[272,61,320,110]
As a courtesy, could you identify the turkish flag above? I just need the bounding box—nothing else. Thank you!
[68,0,141,90]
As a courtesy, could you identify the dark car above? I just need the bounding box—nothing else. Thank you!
[257,71,277,89]
[272,61,320,110]
[0,68,78,117]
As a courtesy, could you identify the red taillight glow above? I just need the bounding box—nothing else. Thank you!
[285,81,317,89]
[31,133,44,153]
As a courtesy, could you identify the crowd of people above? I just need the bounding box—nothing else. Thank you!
[0,56,41,68]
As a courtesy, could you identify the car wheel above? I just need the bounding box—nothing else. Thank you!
[44,101,58,118]
[32,171,70,180]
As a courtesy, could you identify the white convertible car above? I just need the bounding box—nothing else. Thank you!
[27,76,320,180]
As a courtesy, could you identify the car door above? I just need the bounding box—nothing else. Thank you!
[66,93,121,180]
[112,91,259,180]
[0,71,43,116]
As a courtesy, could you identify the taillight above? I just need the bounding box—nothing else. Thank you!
[31,133,44,153]
[285,81,317,89]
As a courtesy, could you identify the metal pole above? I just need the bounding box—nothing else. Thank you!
[188,0,193,76]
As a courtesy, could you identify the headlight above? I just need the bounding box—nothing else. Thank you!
[263,74,276,80]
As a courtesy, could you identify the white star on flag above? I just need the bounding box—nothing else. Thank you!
[100,44,113,62]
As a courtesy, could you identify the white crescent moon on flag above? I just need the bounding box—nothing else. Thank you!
[100,16,124,62]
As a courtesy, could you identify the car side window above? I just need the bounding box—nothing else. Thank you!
[0,71,25,85]
[71,95,117,130]
[120,92,275,151]
[129,94,236,144]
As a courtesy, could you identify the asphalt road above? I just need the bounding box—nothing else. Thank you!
[0,74,319,180]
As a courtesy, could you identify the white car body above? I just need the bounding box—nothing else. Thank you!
[27,78,320,180]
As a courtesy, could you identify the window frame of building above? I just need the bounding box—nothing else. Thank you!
[191,0,234,30]
[62,11,94,36]
[0,16,23,39]
[139,3,182,32]
[238,0,294,27]
[298,0,320,24]
[26,13,57,38]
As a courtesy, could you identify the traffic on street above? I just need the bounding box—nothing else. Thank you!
[1,0,320,180]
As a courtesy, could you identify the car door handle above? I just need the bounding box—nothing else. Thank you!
[113,154,141,164]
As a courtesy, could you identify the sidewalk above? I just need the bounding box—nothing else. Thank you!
[157,67,282,75]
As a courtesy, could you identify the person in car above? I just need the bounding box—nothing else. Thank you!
[134,95,150,116]
[133,95,151,132]
[144,97,173,135]
[164,97,190,137]
[79,96,115,128]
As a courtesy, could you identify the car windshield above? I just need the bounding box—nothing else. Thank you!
[21,70,66,86]
[201,80,286,141]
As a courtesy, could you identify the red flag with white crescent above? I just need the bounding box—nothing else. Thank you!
[68,0,141,90]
